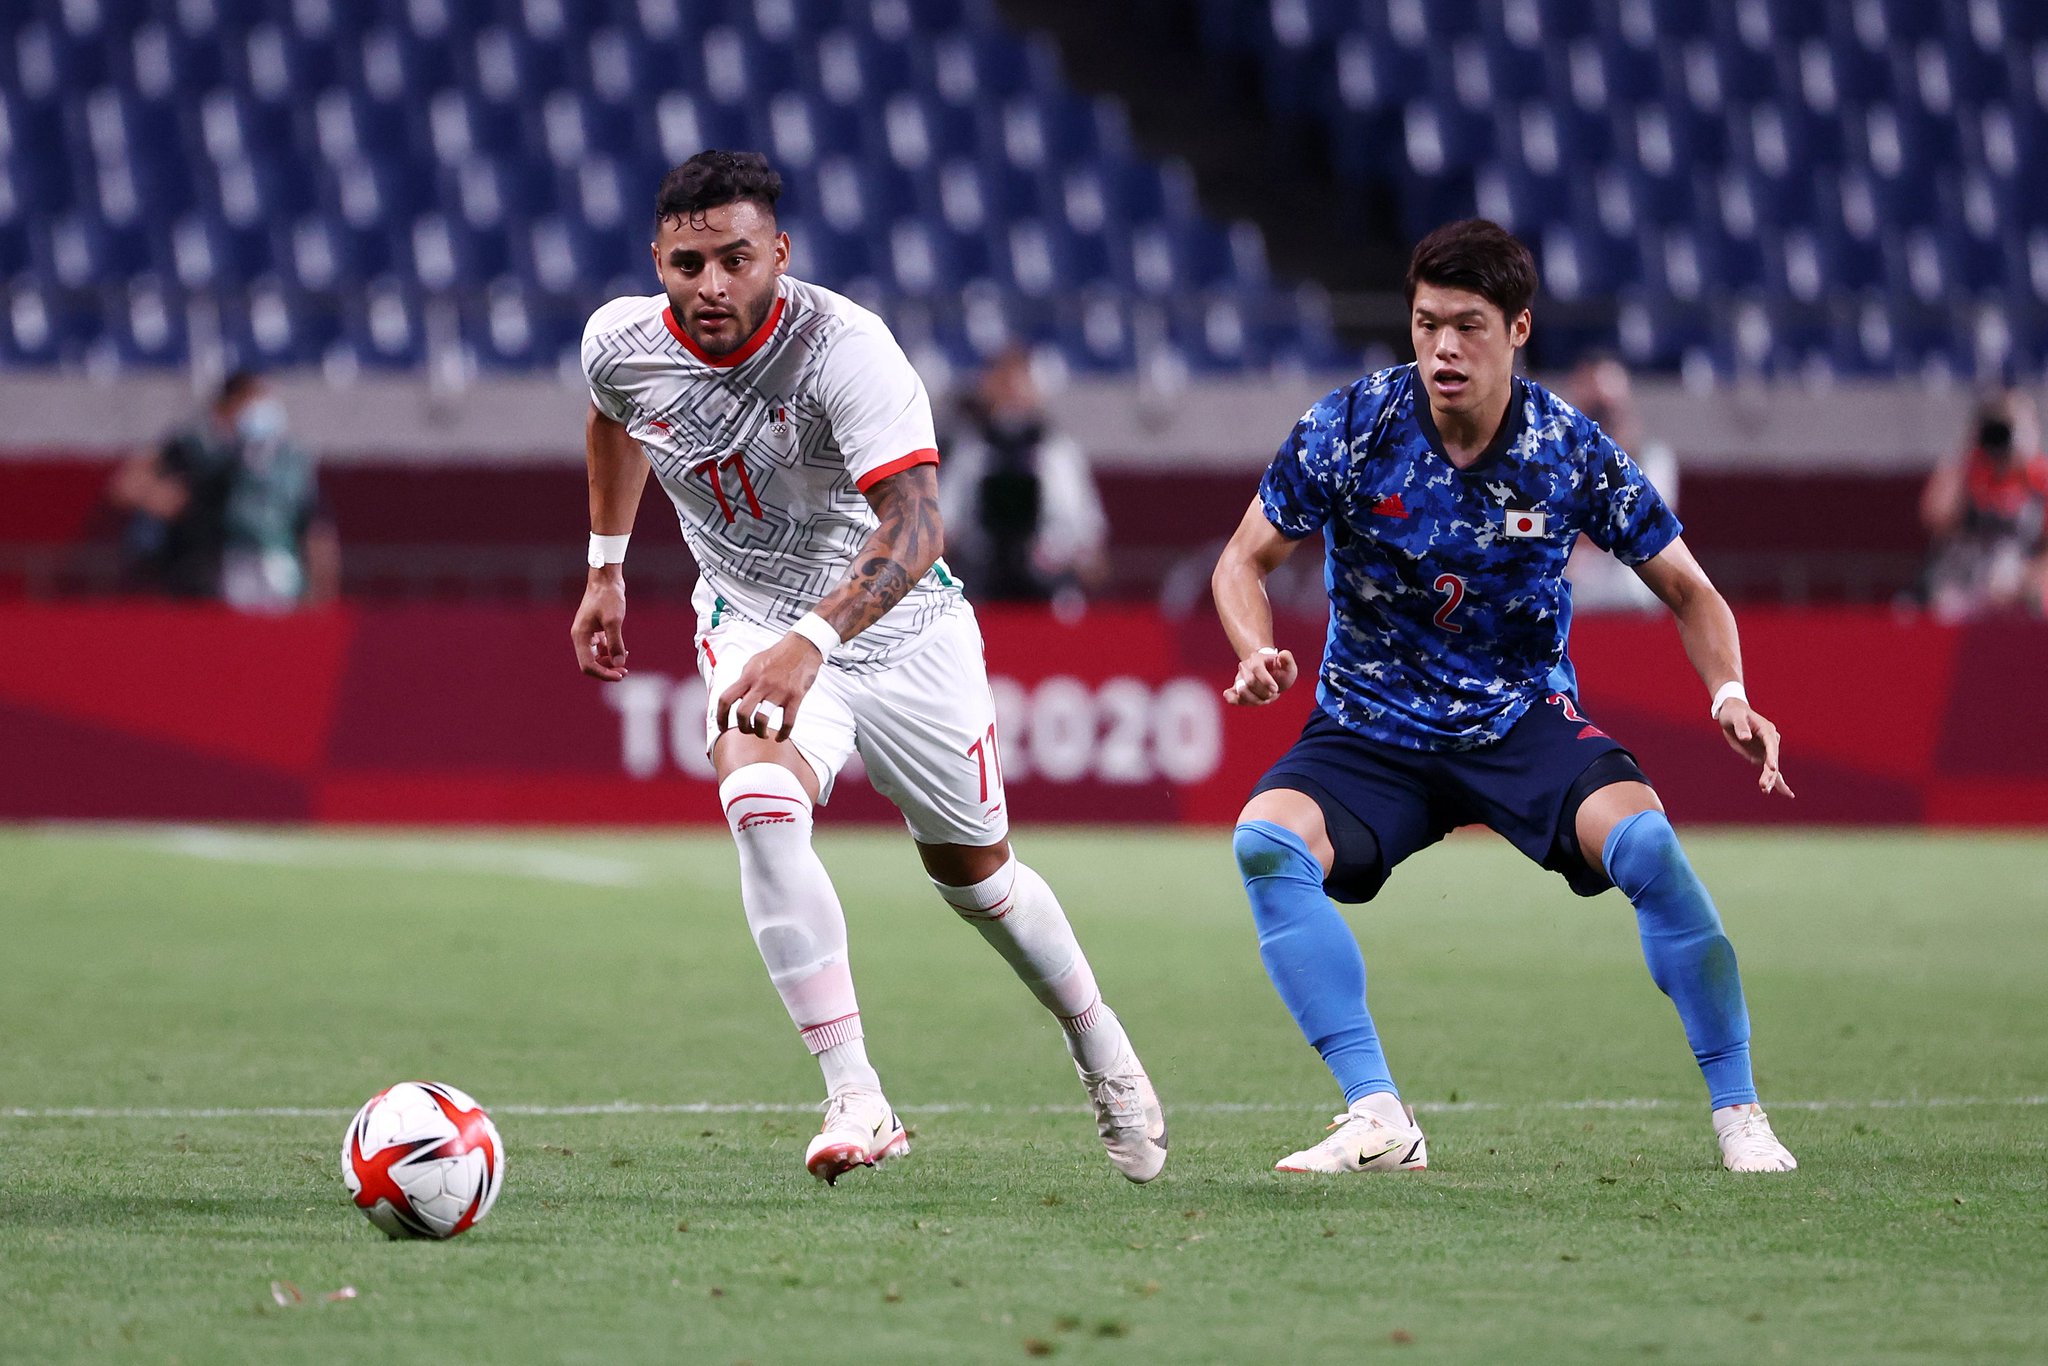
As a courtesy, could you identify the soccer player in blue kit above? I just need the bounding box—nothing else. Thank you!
[1211,220,1799,1174]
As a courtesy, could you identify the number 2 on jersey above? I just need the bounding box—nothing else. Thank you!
[695,452,762,524]
[1431,573,1468,633]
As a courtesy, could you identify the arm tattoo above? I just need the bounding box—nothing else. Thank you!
[819,464,943,642]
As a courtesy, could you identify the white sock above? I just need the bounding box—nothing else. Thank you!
[935,855,1129,1075]
[1350,1091,1408,1127]
[721,763,881,1095]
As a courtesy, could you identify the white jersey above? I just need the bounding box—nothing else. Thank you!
[581,276,964,671]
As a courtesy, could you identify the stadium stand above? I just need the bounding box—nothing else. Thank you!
[0,0,1344,377]
[1194,0,2048,381]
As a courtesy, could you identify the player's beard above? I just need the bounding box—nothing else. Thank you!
[684,288,775,357]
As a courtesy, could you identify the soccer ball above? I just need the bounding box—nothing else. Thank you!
[341,1081,505,1240]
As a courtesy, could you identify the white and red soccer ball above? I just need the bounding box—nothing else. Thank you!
[342,1081,505,1240]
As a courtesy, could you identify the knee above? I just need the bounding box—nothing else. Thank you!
[719,762,812,838]
[1606,811,1720,924]
[1602,809,1679,888]
[1232,820,1321,884]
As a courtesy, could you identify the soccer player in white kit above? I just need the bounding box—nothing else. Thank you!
[570,151,1167,1185]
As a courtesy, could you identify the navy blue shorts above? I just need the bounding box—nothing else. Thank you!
[1251,693,1649,903]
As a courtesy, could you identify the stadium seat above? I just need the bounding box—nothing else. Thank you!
[218,279,340,371]
[108,276,189,368]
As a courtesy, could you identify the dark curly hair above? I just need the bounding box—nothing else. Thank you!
[1405,219,1538,320]
[655,150,783,228]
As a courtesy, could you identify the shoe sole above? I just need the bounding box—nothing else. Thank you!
[806,1127,910,1185]
[1109,1138,1168,1184]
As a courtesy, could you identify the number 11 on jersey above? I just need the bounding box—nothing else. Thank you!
[967,722,1005,803]
[695,451,763,524]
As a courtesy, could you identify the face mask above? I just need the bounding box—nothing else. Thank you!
[236,397,287,443]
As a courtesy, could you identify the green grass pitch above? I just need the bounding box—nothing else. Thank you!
[2,826,2044,1363]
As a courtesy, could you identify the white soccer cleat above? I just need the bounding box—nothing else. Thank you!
[1078,1048,1168,1184]
[804,1089,910,1185]
[1714,1104,1797,1172]
[1274,1096,1428,1174]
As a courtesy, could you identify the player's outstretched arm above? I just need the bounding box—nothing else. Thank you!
[716,463,942,741]
[1635,538,1794,799]
[572,404,650,682]
[1212,498,1306,706]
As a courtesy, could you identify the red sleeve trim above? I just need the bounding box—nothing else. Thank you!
[853,448,940,492]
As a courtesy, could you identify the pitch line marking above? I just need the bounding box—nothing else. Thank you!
[4,1096,2042,1121]
[119,826,652,888]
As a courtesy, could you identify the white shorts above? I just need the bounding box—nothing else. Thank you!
[696,606,1009,847]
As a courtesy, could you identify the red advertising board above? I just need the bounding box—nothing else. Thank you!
[0,602,2042,826]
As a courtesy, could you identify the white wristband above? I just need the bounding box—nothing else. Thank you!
[587,532,630,568]
[1710,680,1748,721]
[788,611,842,661]
[1256,646,1280,657]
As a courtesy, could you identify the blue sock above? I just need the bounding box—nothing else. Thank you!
[1603,811,1757,1108]
[1232,820,1397,1105]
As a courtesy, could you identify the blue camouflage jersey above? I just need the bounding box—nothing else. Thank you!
[1259,364,1682,751]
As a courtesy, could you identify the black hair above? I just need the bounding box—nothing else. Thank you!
[655,150,783,228]
[215,369,263,407]
[1405,219,1539,321]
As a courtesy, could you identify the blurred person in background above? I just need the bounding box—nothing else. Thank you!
[1917,391,2048,620]
[108,371,338,612]
[938,346,1108,612]
[1560,353,1677,611]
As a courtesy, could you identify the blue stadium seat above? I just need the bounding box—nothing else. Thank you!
[460,281,582,370]
[1473,160,1558,239]
[218,280,339,370]
[1083,156,1194,229]
[1054,291,1135,373]
[747,0,856,43]
[1584,30,1664,105]
[340,277,428,369]
[109,277,189,368]
[1020,218,1116,292]
[1614,290,1712,371]
[881,92,986,169]
[886,220,995,293]
[1531,0,1601,42]
[349,25,461,100]
[1007,91,1119,171]
[1936,172,2010,295]
[800,27,902,107]
[233,21,345,99]
[916,29,1043,106]
[698,27,801,104]
[784,218,874,288]
[1331,31,1432,114]
[1128,218,1238,296]
[1170,293,1260,373]
[1403,100,1493,175]
[651,91,758,166]
[0,284,93,366]
[1885,295,1969,379]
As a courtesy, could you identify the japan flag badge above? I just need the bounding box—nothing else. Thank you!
[1504,509,1547,537]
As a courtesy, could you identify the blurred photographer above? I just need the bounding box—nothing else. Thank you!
[939,347,1108,610]
[109,371,339,612]
[1918,391,2048,620]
